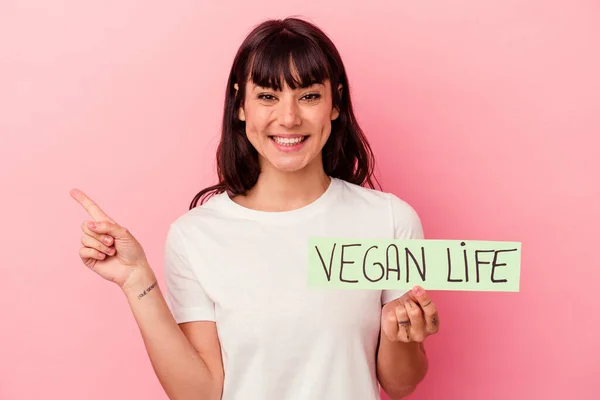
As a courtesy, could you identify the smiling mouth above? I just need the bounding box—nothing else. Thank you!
[269,136,309,146]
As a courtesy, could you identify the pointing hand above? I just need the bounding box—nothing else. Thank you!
[71,188,150,289]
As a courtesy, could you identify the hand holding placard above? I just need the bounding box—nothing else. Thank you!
[307,238,521,291]
[381,285,440,344]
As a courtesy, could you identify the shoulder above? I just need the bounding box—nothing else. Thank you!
[166,192,230,241]
[336,178,424,239]
[335,178,416,213]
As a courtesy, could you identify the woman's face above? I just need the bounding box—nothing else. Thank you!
[237,79,340,174]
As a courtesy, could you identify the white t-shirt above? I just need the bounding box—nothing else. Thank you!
[164,177,424,400]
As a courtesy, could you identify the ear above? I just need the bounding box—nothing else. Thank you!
[234,83,246,121]
[331,83,343,121]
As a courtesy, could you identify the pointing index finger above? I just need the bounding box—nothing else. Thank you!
[70,188,114,222]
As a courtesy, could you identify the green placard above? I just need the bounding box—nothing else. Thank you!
[307,238,521,292]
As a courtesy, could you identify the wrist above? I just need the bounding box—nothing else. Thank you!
[121,263,157,297]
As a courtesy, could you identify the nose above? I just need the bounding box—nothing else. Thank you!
[277,97,301,128]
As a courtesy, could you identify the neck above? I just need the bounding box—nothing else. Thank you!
[236,159,331,212]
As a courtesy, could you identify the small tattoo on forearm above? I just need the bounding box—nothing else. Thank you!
[137,281,158,300]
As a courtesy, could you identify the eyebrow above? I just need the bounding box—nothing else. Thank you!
[252,83,324,91]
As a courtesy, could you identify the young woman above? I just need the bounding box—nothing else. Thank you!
[72,17,439,400]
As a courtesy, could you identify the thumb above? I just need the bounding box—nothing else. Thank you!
[87,221,131,240]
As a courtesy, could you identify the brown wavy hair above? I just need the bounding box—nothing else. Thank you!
[189,17,380,209]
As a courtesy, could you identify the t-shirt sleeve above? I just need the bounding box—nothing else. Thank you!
[381,193,425,305]
[163,223,216,323]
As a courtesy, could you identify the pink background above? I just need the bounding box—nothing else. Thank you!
[2,1,599,399]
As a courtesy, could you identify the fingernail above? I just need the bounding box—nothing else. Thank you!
[104,236,112,245]
[413,286,422,295]
[88,222,96,229]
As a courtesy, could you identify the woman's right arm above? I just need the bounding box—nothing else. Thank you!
[122,266,224,400]
[70,189,224,400]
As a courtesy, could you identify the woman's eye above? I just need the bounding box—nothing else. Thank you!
[302,93,321,101]
[257,93,321,102]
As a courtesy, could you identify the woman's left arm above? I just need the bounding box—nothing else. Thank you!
[376,286,439,399]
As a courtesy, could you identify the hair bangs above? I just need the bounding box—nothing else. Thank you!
[248,32,331,91]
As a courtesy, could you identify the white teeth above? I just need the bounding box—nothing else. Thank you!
[272,136,306,146]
